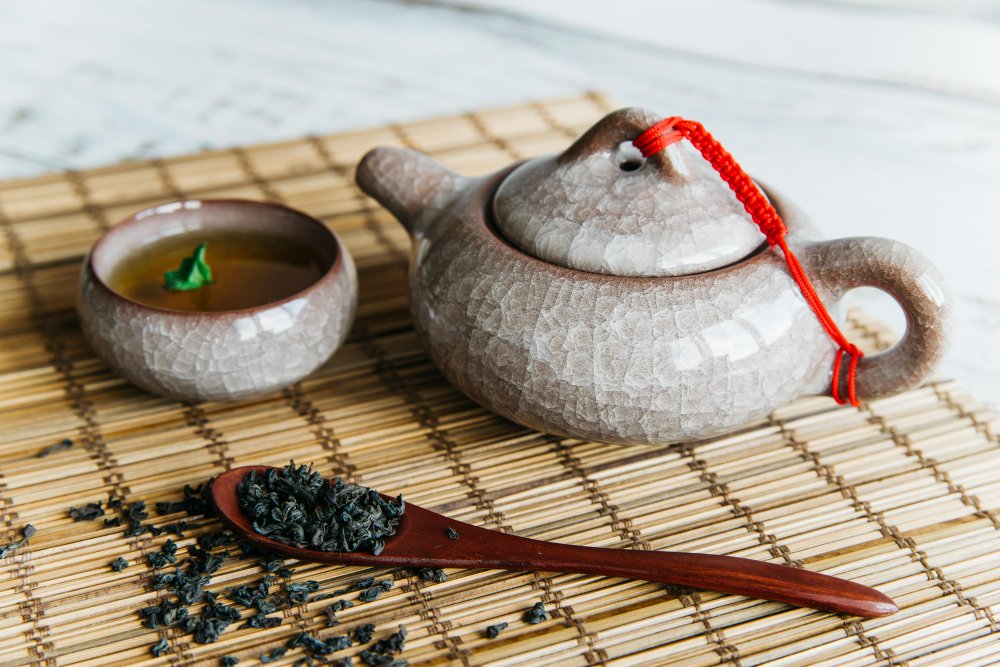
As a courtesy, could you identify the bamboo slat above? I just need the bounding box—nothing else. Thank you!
[1,92,998,666]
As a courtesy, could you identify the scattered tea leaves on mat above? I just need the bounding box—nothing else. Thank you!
[360,652,408,666]
[343,577,376,592]
[260,647,286,663]
[104,516,122,527]
[155,484,211,517]
[354,623,376,644]
[69,501,104,521]
[124,500,150,536]
[152,564,213,606]
[74,473,412,662]
[164,242,212,291]
[0,524,35,558]
[221,657,239,667]
[262,560,295,580]
[358,587,382,603]
[37,438,72,457]
[198,531,233,550]
[370,625,407,656]
[190,601,241,643]
[228,576,277,611]
[413,567,447,583]
[163,520,189,538]
[358,579,393,602]
[446,527,459,540]
[324,599,354,626]
[288,631,352,657]
[523,602,548,624]
[485,621,508,639]
[140,599,190,629]
[238,461,404,555]
[243,612,282,629]
[150,637,169,657]
[286,580,321,603]
[147,539,179,568]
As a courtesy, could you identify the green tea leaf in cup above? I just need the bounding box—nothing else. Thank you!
[163,243,212,291]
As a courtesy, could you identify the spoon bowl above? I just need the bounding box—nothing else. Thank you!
[212,466,898,618]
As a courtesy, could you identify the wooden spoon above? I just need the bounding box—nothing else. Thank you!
[212,466,897,618]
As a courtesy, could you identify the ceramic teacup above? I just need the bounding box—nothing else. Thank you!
[77,199,357,402]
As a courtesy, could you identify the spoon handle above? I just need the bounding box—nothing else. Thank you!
[516,543,898,617]
[469,534,896,617]
[398,504,897,617]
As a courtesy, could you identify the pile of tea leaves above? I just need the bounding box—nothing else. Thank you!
[64,461,427,664]
[238,461,405,555]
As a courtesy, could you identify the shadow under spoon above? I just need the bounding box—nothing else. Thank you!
[211,466,898,618]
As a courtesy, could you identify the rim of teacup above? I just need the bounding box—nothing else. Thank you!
[87,198,345,317]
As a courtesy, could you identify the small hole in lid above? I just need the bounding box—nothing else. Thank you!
[614,141,646,173]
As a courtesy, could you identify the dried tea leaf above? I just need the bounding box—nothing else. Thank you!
[150,637,169,657]
[286,580,320,603]
[69,502,104,521]
[413,567,447,583]
[259,647,286,663]
[38,438,72,457]
[324,599,354,626]
[371,625,407,655]
[0,523,36,558]
[353,623,376,644]
[288,631,352,657]
[523,601,548,624]
[485,621,508,639]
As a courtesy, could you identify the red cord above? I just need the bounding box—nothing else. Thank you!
[633,117,863,407]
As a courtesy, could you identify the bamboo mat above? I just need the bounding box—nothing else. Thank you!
[1,92,999,667]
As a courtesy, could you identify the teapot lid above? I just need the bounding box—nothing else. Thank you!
[492,108,766,277]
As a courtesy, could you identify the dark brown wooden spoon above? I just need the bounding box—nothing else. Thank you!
[211,466,897,618]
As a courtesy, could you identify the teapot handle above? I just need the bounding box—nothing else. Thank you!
[801,237,951,401]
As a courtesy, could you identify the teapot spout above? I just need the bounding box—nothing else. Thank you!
[356,147,460,237]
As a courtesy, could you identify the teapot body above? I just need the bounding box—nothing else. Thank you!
[407,167,840,444]
[357,107,950,445]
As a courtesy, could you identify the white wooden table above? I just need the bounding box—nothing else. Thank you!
[2,0,997,408]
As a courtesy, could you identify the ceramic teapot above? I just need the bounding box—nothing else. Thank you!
[356,108,950,445]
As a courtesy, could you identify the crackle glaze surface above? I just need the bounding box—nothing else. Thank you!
[493,108,763,277]
[77,200,358,402]
[356,108,951,444]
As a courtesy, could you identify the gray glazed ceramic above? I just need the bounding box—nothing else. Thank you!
[77,199,357,402]
[357,108,950,444]
[494,130,763,276]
